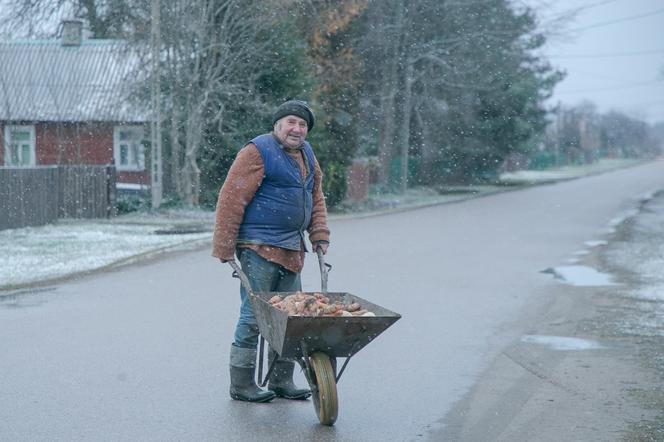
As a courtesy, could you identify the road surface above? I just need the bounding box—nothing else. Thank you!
[2,160,663,441]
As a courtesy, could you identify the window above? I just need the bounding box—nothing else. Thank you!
[3,125,36,166]
[113,126,145,171]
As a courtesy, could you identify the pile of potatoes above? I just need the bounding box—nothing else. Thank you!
[268,292,375,317]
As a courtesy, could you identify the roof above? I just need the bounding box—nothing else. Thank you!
[0,39,149,123]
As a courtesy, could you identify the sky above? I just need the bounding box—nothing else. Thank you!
[0,0,662,124]
[529,0,664,124]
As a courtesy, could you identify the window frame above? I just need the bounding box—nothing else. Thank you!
[113,125,146,172]
[3,125,36,167]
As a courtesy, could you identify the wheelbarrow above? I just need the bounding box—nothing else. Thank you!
[228,249,401,425]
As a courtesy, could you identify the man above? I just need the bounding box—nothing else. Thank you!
[212,100,330,403]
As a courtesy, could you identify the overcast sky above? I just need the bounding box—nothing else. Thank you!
[531,0,664,124]
[1,0,662,124]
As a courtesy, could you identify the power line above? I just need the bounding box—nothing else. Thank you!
[570,7,664,32]
[557,80,664,94]
[634,99,664,107]
[558,68,634,84]
[575,0,622,12]
[549,48,664,59]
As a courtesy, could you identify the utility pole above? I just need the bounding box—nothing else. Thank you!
[150,0,163,208]
[400,61,414,194]
[556,101,562,166]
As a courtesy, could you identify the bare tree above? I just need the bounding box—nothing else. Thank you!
[360,0,487,190]
[0,0,143,38]
[158,0,276,205]
[359,0,561,189]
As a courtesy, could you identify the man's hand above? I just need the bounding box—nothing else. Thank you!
[315,241,329,255]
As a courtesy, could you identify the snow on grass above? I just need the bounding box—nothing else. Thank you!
[499,158,644,184]
[542,265,620,287]
[0,218,212,289]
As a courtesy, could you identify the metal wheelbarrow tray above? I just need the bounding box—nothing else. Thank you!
[249,290,400,359]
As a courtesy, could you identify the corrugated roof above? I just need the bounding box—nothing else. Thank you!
[0,39,149,122]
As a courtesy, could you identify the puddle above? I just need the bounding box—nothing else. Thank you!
[638,190,657,203]
[567,250,589,264]
[602,209,640,234]
[0,287,56,310]
[521,334,606,350]
[542,265,619,286]
[572,250,590,256]
[608,209,638,228]
[635,285,664,302]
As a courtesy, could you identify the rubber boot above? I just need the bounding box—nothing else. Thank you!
[267,350,311,400]
[229,345,276,403]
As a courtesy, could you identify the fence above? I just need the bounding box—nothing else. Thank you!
[0,165,117,230]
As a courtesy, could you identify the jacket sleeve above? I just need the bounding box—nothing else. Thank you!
[307,158,331,245]
[211,144,264,260]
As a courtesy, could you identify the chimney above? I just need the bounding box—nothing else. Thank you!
[61,20,83,46]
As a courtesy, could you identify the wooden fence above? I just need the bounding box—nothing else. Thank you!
[0,165,117,230]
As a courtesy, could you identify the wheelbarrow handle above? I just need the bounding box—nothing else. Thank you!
[228,260,254,296]
[316,246,332,294]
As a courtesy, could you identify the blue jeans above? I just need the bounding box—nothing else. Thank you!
[233,248,301,349]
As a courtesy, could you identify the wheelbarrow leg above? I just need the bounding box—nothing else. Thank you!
[257,336,277,388]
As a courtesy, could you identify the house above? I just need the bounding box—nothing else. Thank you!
[0,20,150,189]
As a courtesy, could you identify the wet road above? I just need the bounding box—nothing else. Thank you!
[2,161,663,441]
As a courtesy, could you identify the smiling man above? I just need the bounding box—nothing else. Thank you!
[212,99,330,403]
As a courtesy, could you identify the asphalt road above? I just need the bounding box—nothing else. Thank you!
[2,161,663,441]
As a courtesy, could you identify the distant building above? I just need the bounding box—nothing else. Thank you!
[0,20,150,189]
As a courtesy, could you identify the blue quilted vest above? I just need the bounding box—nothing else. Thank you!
[237,134,316,251]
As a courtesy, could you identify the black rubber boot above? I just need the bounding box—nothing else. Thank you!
[229,345,276,403]
[267,351,311,400]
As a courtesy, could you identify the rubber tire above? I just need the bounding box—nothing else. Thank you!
[309,352,338,426]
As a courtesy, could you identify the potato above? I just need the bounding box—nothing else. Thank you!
[270,293,375,317]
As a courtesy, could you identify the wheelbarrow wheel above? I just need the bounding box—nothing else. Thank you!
[309,352,338,426]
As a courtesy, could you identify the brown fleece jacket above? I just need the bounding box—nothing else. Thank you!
[211,141,330,273]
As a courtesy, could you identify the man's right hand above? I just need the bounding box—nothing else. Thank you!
[315,242,329,255]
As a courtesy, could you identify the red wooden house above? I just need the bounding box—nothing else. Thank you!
[0,21,150,189]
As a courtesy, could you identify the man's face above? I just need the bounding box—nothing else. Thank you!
[274,115,308,149]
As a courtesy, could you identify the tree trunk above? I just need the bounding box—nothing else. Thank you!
[377,78,397,186]
[169,92,183,197]
[182,108,203,206]
[397,60,414,193]
[375,0,405,188]
[415,104,438,185]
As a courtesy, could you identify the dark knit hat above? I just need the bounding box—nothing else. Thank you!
[272,100,315,130]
